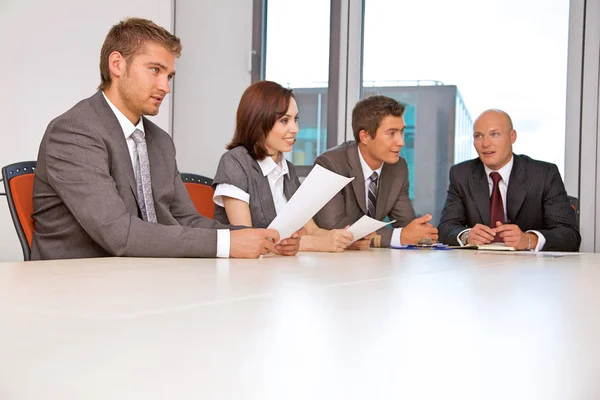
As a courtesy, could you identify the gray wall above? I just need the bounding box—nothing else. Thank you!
[173,0,254,177]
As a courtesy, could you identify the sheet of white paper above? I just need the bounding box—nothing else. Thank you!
[347,215,396,244]
[267,164,354,242]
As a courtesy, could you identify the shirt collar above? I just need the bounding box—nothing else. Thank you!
[102,91,145,139]
[483,154,514,184]
[257,156,289,178]
[357,147,383,181]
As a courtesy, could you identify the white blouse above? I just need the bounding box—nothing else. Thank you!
[213,156,289,215]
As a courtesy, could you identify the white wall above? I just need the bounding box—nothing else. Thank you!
[172,0,254,177]
[0,0,174,261]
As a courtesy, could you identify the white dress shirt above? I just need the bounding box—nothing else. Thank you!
[457,156,546,250]
[213,156,289,215]
[102,92,230,258]
[357,148,404,247]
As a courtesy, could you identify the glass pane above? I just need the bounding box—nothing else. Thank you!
[363,0,569,222]
[265,0,331,166]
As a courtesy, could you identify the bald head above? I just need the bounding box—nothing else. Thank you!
[473,109,517,171]
[474,109,513,131]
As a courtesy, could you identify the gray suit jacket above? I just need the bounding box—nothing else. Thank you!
[313,141,416,247]
[212,146,301,228]
[31,91,232,260]
[438,155,581,251]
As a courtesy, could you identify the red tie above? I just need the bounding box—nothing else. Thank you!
[489,172,504,242]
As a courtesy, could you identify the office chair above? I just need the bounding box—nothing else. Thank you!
[1,161,37,261]
[181,173,215,218]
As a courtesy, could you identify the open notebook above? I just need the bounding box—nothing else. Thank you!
[457,243,516,251]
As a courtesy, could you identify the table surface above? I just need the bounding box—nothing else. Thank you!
[1,249,599,400]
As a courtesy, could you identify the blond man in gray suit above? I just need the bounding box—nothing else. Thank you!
[31,18,301,260]
[313,96,438,248]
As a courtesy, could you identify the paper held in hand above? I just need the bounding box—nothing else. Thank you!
[267,164,354,242]
[347,215,396,244]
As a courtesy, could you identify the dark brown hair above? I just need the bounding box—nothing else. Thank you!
[98,17,182,90]
[352,95,406,142]
[227,81,295,160]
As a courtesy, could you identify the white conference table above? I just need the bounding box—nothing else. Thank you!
[0,249,599,400]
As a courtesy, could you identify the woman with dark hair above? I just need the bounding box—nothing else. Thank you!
[212,80,372,252]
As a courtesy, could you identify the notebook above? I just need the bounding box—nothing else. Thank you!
[457,243,516,251]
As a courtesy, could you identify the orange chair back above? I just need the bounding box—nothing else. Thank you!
[2,161,36,261]
[9,174,35,246]
[184,182,215,218]
[181,173,215,218]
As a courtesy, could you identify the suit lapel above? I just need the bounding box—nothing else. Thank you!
[506,154,527,220]
[348,145,367,215]
[469,160,491,225]
[91,92,138,199]
[143,120,165,194]
[376,163,395,220]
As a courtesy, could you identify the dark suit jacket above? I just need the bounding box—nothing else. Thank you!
[212,146,301,228]
[438,154,580,251]
[31,91,232,260]
[313,141,416,247]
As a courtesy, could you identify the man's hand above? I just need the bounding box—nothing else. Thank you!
[466,223,496,245]
[348,232,376,251]
[230,228,280,258]
[273,227,307,256]
[495,222,536,250]
[400,214,439,245]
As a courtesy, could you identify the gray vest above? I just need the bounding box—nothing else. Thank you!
[212,146,301,228]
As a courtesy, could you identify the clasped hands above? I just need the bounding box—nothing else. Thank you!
[466,222,536,250]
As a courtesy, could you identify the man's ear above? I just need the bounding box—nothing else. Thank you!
[510,129,517,144]
[358,129,371,145]
[107,51,127,80]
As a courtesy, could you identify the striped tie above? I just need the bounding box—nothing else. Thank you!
[367,171,378,218]
[131,129,157,223]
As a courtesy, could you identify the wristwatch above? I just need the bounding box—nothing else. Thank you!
[460,231,470,245]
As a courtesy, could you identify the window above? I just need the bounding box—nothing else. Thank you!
[264,0,331,167]
[362,0,570,221]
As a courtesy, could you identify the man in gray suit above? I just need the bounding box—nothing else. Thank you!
[313,96,439,248]
[438,109,580,251]
[31,18,300,260]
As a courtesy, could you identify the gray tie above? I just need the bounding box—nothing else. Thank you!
[367,171,378,218]
[131,129,157,223]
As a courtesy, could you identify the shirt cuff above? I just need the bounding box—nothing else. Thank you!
[213,183,249,207]
[526,230,546,251]
[457,228,471,246]
[216,229,230,258]
[390,227,403,247]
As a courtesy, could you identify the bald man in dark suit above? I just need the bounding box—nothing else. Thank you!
[438,109,580,251]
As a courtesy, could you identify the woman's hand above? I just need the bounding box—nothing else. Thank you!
[348,232,375,251]
[324,229,354,252]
